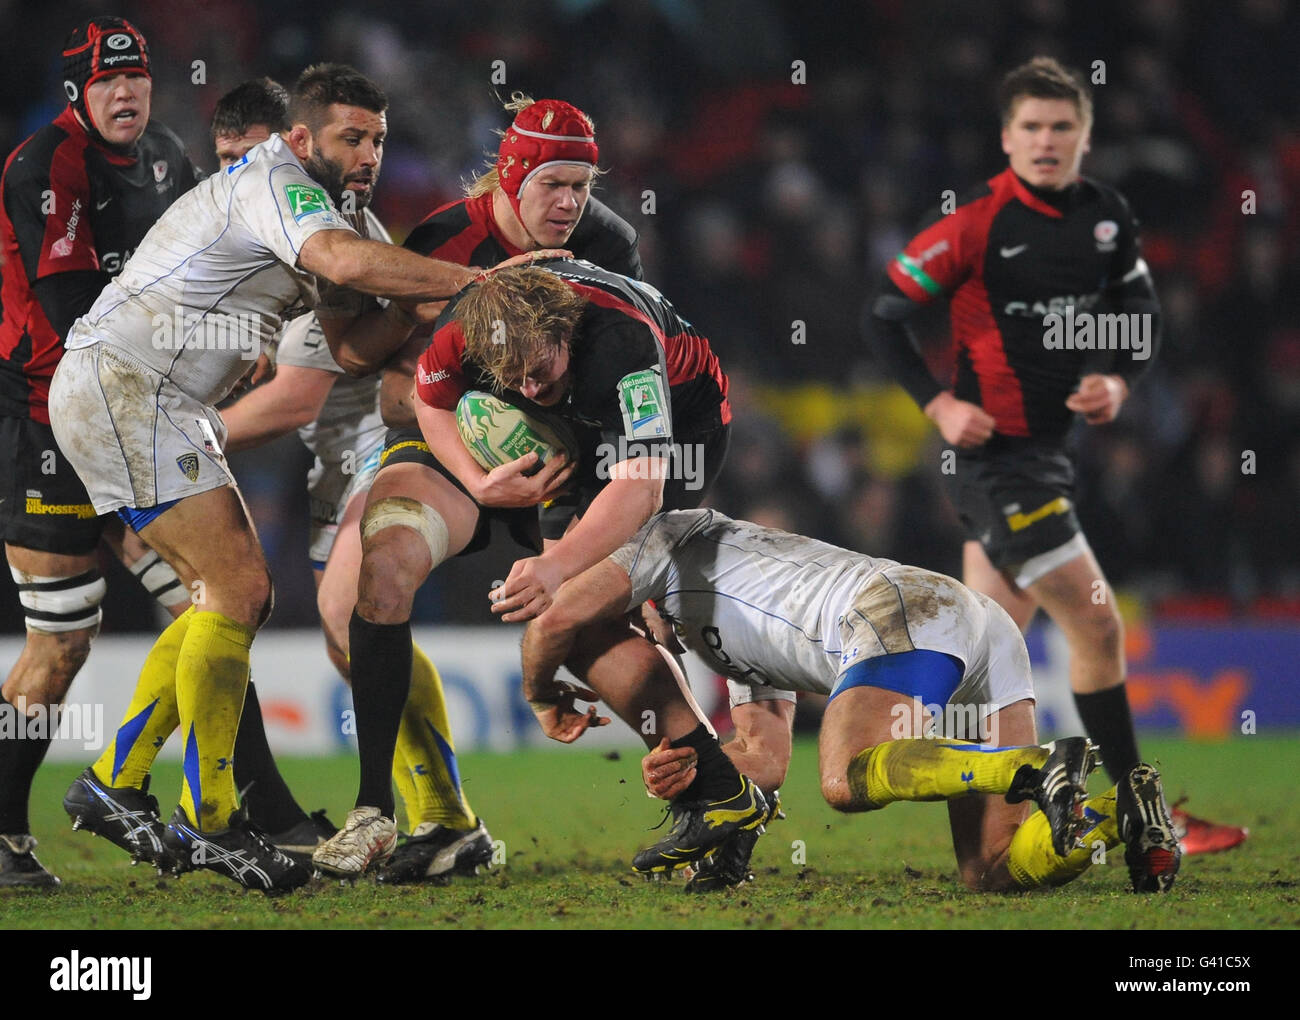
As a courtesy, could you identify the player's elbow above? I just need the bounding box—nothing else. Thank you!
[530,600,584,646]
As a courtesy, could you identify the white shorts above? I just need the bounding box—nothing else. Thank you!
[831,565,1035,736]
[306,441,383,565]
[49,344,234,514]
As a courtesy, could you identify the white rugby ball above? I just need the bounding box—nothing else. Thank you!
[455,390,578,475]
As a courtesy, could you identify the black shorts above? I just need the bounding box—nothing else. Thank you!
[377,428,540,557]
[537,424,730,540]
[0,416,108,555]
[942,436,1081,571]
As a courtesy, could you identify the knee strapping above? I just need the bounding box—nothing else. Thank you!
[128,549,190,608]
[10,567,107,634]
[361,497,450,567]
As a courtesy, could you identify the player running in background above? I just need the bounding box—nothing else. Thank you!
[214,77,463,866]
[866,57,1244,857]
[310,99,652,883]
[49,64,489,892]
[524,508,1182,894]
[0,16,303,888]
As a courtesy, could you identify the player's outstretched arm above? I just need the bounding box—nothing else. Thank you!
[220,362,336,452]
[299,230,476,303]
[492,460,665,622]
[519,560,632,741]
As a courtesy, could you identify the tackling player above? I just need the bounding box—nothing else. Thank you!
[48,64,498,892]
[0,17,308,888]
[524,509,1183,894]
[866,56,1244,856]
[213,77,472,867]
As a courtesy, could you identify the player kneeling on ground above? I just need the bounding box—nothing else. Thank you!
[521,509,1182,894]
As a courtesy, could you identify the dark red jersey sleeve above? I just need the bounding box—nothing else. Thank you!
[414,319,470,411]
[885,204,976,305]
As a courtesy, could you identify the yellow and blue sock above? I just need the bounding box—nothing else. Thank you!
[847,739,1049,808]
[175,612,253,830]
[1007,788,1120,887]
[394,642,476,830]
[93,607,192,789]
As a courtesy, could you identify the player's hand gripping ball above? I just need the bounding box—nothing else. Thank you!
[456,390,579,476]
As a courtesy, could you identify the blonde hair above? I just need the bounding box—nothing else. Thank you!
[456,267,587,391]
[464,91,604,198]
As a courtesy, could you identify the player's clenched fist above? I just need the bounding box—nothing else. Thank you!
[642,737,698,799]
[924,391,996,448]
[1065,373,1128,425]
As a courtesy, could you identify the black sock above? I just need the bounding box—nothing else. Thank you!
[0,693,54,835]
[233,681,308,833]
[1074,685,1142,784]
[670,723,742,802]
[349,610,412,817]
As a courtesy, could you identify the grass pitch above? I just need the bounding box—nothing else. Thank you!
[4,735,1295,930]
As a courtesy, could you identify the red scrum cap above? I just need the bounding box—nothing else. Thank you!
[496,99,598,219]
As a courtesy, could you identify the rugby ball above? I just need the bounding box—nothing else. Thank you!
[455,391,579,475]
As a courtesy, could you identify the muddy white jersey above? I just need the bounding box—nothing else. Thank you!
[611,509,895,694]
[275,207,388,465]
[65,133,356,405]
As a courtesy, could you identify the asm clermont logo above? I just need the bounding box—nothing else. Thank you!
[176,453,200,482]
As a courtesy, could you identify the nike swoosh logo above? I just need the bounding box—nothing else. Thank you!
[1000,244,1028,258]
[96,197,112,210]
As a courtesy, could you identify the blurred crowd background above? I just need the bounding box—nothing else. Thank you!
[2,0,1297,633]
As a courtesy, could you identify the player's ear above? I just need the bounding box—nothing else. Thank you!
[1000,125,1013,156]
[286,123,313,161]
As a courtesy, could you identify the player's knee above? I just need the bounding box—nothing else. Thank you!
[819,770,857,813]
[1076,597,1122,654]
[356,541,424,622]
[7,627,95,705]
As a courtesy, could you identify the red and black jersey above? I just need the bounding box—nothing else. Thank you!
[416,258,730,446]
[0,106,198,422]
[878,168,1155,439]
[404,192,643,281]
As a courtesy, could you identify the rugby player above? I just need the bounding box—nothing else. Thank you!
[522,509,1183,894]
[47,64,513,892]
[312,257,763,880]
[0,17,304,888]
[310,99,656,883]
[214,77,472,866]
[866,56,1244,856]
